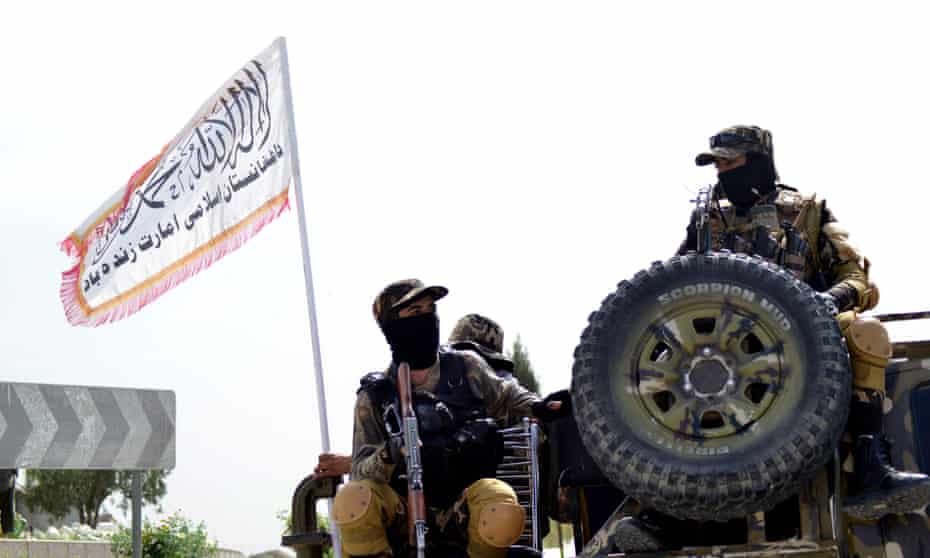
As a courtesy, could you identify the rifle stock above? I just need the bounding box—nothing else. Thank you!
[397,362,428,557]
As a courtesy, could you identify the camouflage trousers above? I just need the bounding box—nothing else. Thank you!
[333,477,525,557]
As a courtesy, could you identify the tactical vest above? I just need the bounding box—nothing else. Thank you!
[707,187,815,280]
[358,348,498,509]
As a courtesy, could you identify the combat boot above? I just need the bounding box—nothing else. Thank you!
[843,434,930,520]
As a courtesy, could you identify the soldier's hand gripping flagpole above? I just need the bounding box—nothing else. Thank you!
[397,362,428,558]
[278,37,342,557]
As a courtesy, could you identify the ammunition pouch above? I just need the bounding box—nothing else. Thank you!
[419,418,502,510]
[779,223,811,279]
[451,419,503,482]
[452,418,499,454]
[752,225,780,259]
[415,396,455,435]
[719,219,811,282]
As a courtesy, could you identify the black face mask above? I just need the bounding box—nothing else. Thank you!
[383,313,440,370]
[718,154,776,209]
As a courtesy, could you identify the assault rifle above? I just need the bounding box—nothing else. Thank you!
[397,362,428,558]
[692,185,714,254]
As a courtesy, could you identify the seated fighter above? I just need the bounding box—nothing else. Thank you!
[313,312,527,480]
[332,279,570,558]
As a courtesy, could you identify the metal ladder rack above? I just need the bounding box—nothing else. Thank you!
[496,417,542,550]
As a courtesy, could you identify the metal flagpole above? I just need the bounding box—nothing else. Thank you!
[277,36,342,557]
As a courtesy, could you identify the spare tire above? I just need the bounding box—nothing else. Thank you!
[571,252,851,521]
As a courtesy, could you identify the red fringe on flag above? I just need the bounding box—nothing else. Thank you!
[58,149,165,261]
[59,194,290,327]
[59,235,82,259]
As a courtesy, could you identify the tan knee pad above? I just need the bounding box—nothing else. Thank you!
[334,481,374,525]
[842,315,891,393]
[476,502,525,548]
[334,480,398,556]
[465,478,525,553]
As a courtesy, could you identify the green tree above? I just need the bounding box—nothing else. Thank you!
[115,470,169,515]
[111,513,216,558]
[508,334,541,393]
[23,470,169,528]
[278,509,333,558]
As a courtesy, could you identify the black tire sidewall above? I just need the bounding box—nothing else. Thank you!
[572,253,851,520]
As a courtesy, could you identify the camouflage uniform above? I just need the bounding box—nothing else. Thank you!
[349,350,538,484]
[589,126,930,556]
[678,164,883,397]
[680,199,891,399]
[334,279,544,558]
[448,313,516,381]
[682,125,930,522]
[312,314,520,481]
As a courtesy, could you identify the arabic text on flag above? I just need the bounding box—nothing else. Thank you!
[60,38,293,326]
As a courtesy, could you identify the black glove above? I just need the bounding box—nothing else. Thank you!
[827,283,858,313]
[815,291,839,317]
[532,389,573,422]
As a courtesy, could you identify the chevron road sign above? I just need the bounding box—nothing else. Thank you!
[0,382,175,470]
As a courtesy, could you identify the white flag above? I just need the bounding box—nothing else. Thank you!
[60,38,294,326]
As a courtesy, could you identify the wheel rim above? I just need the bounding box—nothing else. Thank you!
[634,300,789,440]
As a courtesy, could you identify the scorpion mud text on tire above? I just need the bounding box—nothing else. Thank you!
[572,253,851,521]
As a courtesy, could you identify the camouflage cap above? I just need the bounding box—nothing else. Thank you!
[448,313,514,371]
[372,279,448,327]
[695,125,774,166]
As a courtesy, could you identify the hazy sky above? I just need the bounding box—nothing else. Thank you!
[3,1,930,555]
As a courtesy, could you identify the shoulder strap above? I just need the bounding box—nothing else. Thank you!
[436,348,486,415]
[436,348,467,397]
[357,371,397,412]
[791,193,825,269]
